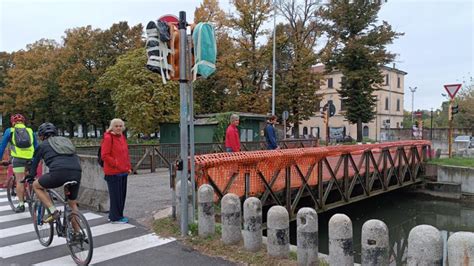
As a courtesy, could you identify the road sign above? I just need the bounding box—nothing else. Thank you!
[444,84,462,99]
[282,110,289,120]
[159,14,179,24]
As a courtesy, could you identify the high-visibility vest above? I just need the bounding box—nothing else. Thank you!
[10,124,35,159]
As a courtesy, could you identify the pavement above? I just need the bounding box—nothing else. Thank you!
[0,170,235,266]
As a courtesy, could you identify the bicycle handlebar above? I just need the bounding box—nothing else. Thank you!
[1,160,10,167]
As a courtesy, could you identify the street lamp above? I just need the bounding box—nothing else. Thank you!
[272,0,277,116]
[409,86,418,124]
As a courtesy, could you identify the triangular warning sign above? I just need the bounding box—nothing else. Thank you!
[444,84,462,99]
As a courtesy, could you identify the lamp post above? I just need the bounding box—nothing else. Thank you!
[430,108,433,140]
[271,0,276,116]
[409,86,418,124]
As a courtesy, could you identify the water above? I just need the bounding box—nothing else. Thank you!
[289,191,474,264]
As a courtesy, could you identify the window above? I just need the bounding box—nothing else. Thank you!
[328,78,333,88]
[240,129,253,142]
[340,99,346,111]
[311,127,320,138]
[396,122,400,128]
[363,126,369,137]
[385,74,389,85]
[385,98,389,110]
[397,99,400,111]
[397,77,401,88]
[303,127,308,135]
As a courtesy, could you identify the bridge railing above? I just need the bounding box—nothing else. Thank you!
[194,140,431,217]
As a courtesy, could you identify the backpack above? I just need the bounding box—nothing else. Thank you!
[97,146,104,167]
[48,136,76,155]
[192,22,217,81]
[12,127,32,148]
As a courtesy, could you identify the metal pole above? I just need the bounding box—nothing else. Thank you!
[188,79,196,222]
[430,108,433,140]
[409,86,417,124]
[272,0,276,116]
[178,11,189,236]
[448,99,453,158]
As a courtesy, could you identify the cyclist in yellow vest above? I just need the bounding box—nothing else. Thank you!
[0,114,38,212]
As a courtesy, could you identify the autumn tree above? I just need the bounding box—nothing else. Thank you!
[320,0,402,141]
[274,0,323,135]
[455,77,474,128]
[0,52,14,129]
[98,48,179,134]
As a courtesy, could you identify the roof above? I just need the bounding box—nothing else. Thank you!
[311,64,407,75]
[195,112,268,120]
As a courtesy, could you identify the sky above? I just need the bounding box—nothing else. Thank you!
[0,0,473,112]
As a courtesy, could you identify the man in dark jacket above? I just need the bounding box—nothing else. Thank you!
[27,122,82,223]
[264,115,279,150]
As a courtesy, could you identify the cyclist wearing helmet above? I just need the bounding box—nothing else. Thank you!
[26,122,82,222]
[0,114,38,212]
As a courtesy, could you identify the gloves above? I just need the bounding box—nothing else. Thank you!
[1,160,9,166]
[23,175,35,183]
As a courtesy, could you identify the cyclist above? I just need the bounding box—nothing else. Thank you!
[0,114,38,212]
[26,122,82,223]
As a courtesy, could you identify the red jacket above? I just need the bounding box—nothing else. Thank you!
[225,124,240,152]
[101,131,131,175]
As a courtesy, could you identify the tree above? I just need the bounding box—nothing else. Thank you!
[98,48,179,134]
[227,0,273,113]
[274,0,323,135]
[320,0,402,141]
[455,77,474,128]
[0,52,14,129]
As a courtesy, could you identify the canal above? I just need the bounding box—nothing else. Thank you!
[289,190,474,264]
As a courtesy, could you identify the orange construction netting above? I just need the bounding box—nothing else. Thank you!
[194,140,431,199]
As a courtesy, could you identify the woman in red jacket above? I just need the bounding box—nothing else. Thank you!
[101,118,132,223]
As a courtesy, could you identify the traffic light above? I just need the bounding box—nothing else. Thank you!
[451,104,459,115]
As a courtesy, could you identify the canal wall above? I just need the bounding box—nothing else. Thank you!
[173,184,474,265]
[437,165,474,194]
[77,155,109,212]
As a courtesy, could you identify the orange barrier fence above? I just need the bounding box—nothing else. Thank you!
[194,140,431,200]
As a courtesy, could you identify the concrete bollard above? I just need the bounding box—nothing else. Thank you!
[267,206,290,258]
[243,197,262,251]
[198,184,215,237]
[447,231,474,265]
[329,213,354,265]
[361,219,389,266]
[221,193,241,245]
[297,208,318,266]
[176,180,193,224]
[407,225,443,265]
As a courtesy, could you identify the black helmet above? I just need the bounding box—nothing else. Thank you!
[38,122,57,137]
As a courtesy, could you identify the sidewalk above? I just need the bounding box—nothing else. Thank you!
[124,168,173,227]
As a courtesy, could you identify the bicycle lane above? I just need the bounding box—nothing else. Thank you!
[0,188,234,266]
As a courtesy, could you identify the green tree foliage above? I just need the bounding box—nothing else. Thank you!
[320,0,402,141]
[274,0,323,134]
[98,48,179,135]
[455,77,474,128]
[0,52,14,129]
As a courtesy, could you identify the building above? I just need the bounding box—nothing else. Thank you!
[300,65,407,141]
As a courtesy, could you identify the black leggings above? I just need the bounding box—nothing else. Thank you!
[38,170,81,200]
[104,174,128,221]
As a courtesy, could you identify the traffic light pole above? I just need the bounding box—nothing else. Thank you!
[448,99,453,158]
[178,11,189,236]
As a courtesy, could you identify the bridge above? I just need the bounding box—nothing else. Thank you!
[193,140,432,218]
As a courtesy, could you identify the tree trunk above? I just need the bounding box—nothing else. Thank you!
[357,118,363,142]
[82,123,88,139]
[68,122,74,139]
[93,125,98,138]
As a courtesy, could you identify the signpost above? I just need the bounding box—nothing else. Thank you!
[444,83,462,158]
[282,110,289,139]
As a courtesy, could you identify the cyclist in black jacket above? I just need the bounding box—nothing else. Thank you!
[26,122,82,222]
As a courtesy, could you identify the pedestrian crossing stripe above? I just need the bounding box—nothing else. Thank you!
[0,222,135,258]
[34,233,175,265]
[0,192,6,197]
[0,206,65,223]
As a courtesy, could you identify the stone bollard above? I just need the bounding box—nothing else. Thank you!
[329,213,354,265]
[407,225,442,265]
[243,197,262,252]
[447,231,474,265]
[361,219,389,266]
[176,180,193,224]
[297,208,318,266]
[221,193,241,245]
[198,184,215,237]
[267,206,290,258]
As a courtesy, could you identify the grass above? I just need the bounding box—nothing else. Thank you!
[429,157,474,168]
[153,217,298,265]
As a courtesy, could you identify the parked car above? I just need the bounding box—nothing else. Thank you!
[454,135,473,148]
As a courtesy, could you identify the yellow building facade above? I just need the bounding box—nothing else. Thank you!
[299,65,407,141]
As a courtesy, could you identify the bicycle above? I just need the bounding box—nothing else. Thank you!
[2,160,35,214]
[33,180,93,265]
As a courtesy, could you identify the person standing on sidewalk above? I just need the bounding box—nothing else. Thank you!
[225,114,240,152]
[264,115,279,150]
[101,118,132,223]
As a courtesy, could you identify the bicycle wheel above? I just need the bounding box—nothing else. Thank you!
[66,211,93,265]
[6,176,17,212]
[32,200,54,246]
